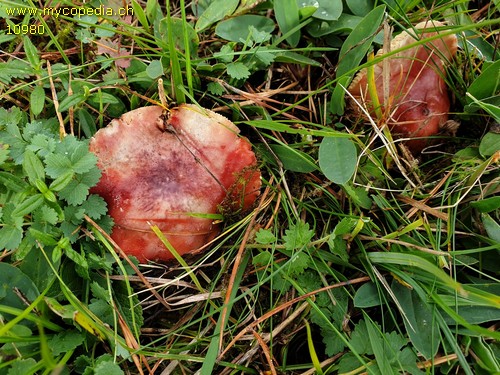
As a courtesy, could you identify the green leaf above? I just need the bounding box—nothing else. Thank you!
[471,197,500,213]
[253,250,272,266]
[80,194,108,220]
[365,318,393,374]
[368,252,464,294]
[94,360,125,375]
[331,4,385,114]
[45,153,72,178]
[131,0,149,31]
[0,263,40,321]
[283,221,314,251]
[59,179,91,206]
[274,50,321,66]
[354,282,383,308]
[195,0,239,32]
[392,281,439,359]
[481,213,500,243]
[49,170,75,192]
[207,82,224,96]
[30,85,45,116]
[255,229,277,244]
[274,0,301,47]
[70,143,97,174]
[23,36,40,71]
[0,226,23,250]
[215,15,275,42]
[146,60,164,79]
[466,59,500,104]
[479,132,500,157]
[58,93,86,113]
[336,5,385,77]
[307,13,362,37]
[298,0,343,21]
[345,0,374,16]
[348,319,372,354]
[48,330,86,356]
[7,358,37,375]
[156,17,199,53]
[226,62,250,80]
[12,194,44,217]
[270,144,318,173]
[0,59,33,84]
[319,137,357,185]
[23,149,45,185]
[343,184,372,209]
[283,251,310,276]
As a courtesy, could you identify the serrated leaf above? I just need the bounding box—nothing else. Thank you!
[285,251,309,276]
[71,143,97,174]
[59,180,91,206]
[207,82,224,96]
[48,331,86,356]
[0,59,33,84]
[45,153,72,178]
[38,205,59,225]
[226,62,250,80]
[283,221,314,251]
[255,229,277,244]
[0,226,23,250]
[81,194,108,219]
[7,358,37,375]
[30,85,45,116]
[91,281,111,302]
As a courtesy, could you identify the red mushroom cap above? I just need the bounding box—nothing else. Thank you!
[90,104,261,262]
[348,21,458,152]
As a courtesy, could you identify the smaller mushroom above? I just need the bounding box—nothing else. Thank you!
[347,21,458,152]
[89,104,261,262]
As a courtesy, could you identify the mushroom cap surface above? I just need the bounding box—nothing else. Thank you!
[90,104,261,262]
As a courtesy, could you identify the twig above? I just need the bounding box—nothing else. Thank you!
[47,61,66,139]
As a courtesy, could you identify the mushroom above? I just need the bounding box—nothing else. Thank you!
[347,21,458,152]
[89,104,261,262]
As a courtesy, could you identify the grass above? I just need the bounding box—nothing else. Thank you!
[0,0,499,374]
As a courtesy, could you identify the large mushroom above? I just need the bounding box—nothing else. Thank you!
[89,104,261,262]
[347,20,458,152]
